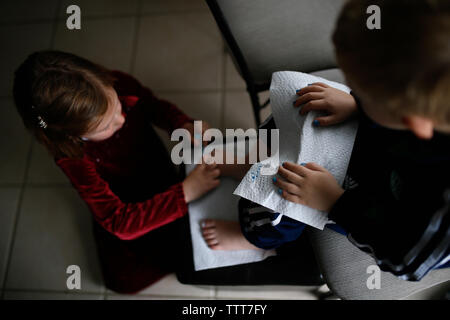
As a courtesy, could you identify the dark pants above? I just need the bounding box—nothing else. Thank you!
[239,198,348,250]
[93,212,324,293]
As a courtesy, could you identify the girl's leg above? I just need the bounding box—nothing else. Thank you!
[92,216,185,294]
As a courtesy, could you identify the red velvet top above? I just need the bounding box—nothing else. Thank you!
[55,71,193,241]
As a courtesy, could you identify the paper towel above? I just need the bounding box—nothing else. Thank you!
[187,141,276,271]
[233,71,358,229]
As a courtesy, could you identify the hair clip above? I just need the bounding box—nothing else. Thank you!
[37,115,48,129]
[31,105,48,129]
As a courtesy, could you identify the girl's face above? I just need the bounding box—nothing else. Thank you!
[82,86,125,142]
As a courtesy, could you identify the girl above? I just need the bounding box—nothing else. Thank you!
[13,50,220,294]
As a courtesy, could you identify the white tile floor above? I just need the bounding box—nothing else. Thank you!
[2,0,446,301]
[0,0,312,300]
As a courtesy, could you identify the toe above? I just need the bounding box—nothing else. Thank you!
[201,219,216,229]
[202,232,216,240]
[202,228,215,236]
[209,243,222,250]
[206,238,219,247]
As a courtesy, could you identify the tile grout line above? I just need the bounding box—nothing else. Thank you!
[3,287,104,295]
[0,87,248,100]
[0,10,210,27]
[49,0,63,50]
[129,0,143,75]
[220,42,227,131]
[1,2,61,299]
[0,184,23,189]
[105,293,216,300]
[0,140,35,300]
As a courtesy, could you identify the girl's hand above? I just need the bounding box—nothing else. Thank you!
[294,82,358,126]
[182,121,211,147]
[273,162,344,212]
[182,162,220,203]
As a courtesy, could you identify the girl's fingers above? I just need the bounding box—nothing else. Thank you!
[205,162,218,169]
[210,168,221,178]
[280,161,310,177]
[293,92,324,107]
[210,178,220,188]
[273,177,302,196]
[299,100,328,115]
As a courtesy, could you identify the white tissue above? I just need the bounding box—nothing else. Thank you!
[186,143,276,271]
[233,71,358,229]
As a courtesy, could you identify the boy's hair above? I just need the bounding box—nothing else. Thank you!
[333,0,450,124]
[13,50,115,159]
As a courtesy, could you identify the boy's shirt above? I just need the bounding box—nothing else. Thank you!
[328,92,450,280]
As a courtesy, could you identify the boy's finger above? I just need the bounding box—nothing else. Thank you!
[293,92,323,107]
[313,115,339,127]
[295,85,323,96]
[280,162,309,177]
[304,162,326,172]
[280,189,305,205]
[299,100,327,115]
[310,82,330,88]
[273,177,302,196]
[277,165,306,184]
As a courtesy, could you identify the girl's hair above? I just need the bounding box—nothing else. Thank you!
[13,50,115,159]
[333,0,450,123]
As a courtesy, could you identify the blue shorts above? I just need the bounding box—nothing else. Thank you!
[238,198,347,250]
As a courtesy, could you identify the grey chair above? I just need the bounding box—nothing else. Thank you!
[307,228,450,300]
[207,0,345,126]
[207,0,450,299]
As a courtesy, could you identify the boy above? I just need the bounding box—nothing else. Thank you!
[202,0,449,281]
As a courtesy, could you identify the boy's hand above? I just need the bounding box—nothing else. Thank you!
[182,162,220,203]
[273,162,344,212]
[182,121,210,146]
[294,82,357,126]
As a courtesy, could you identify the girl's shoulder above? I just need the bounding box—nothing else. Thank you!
[111,70,154,98]
[54,153,95,168]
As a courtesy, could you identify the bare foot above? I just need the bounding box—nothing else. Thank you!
[200,219,263,251]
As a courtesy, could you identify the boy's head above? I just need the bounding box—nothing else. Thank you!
[333,0,450,139]
[13,51,124,159]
